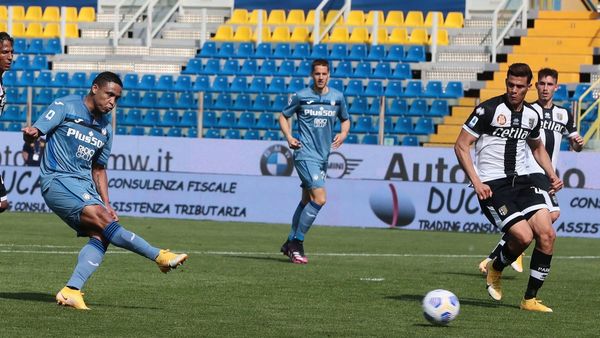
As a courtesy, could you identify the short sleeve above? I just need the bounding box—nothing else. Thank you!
[33,100,67,135]
[462,105,492,138]
[282,93,299,118]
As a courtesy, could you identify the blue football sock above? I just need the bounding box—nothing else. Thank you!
[294,201,322,241]
[102,221,160,260]
[288,202,306,241]
[67,238,107,290]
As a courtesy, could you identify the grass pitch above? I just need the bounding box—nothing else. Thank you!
[0,212,598,337]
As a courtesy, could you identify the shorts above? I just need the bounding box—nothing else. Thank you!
[479,175,549,232]
[529,173,560,213]
[295,160,327,189]
[42,177,105,236]
[0,174,7,202]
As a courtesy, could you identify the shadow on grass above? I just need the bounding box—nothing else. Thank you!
[385,294,519,309]
[225,255,291,264]
[0,292,55,303]
[444,271,517,280]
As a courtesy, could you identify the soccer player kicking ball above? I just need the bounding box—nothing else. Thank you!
[22,72,188,310]
[455,63,563,312]
[478,68,584,275]
[278,59,350,264]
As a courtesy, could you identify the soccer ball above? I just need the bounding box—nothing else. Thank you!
[422,289,460,325]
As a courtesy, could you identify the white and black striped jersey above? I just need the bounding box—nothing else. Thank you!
[0,77,6,116]
[462,94,541,182]
[525,102,578,174]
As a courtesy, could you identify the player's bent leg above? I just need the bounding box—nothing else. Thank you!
[56,286,90,310]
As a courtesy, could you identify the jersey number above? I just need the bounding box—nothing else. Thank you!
[45,110,56,120]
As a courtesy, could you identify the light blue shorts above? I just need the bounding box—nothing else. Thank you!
[295,160,327,189]
[42,177,105,235]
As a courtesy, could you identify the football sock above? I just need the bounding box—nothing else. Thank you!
[524,249,552,299]
[488,235,508,260]
[102,221,160,260]
[288,201,306,241]
[492,243,518,272]
[67,238,108,290]
[294,201,322,241]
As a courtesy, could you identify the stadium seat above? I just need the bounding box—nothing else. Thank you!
[444,12,464,28]
[123,109,143,125]
[345,80,364,96]
[139,92,158,108]
[253,42,273,59]
[277,60,296,77]
[345,134,358,144]
[224,129,242,139]
[424,11,444,27]
[263,130,281,140]
[365,80,383,96]
[291,42,310,59]
[349,27,369,44]
[55,88,71,99]
[230,76,249,92]
[266,77,286,94]
[408,99,428,116]
[273,43,291,58]
[368,98,382,116]
[157,92,176,108]
[173,75,192,92]
[1,106,24,122]
[128,126,145,136]
[403,81,424,97]
[42,23,59,38]
[65,24,79,38]
[405,11,424,26]
[393,117,414,134]
[553,84,568,102]
[329,79,345,92]
[372,62,392,79]
[42,6,60,22]
[239,59,258,75]
[217,112,236,129]
[44,38,62,54]
[33,88,54,105]
[6,122,23,132]
[213,25,234,41]
[236,112,256,129]
[167,128,183,137]
[391,63,411,80]
[227,9,248,24]
[208,76,230,92]
[248,77,267,93]
[252,26,272,43]
[442,81,463,98]
[231,26,252,42]
[362,134,378,145]
[330,44,348,60]
[388,98,409,116]
[116,126,128,135]
[199,41,217,58]
[16,70,35,87]
[67,72,86,88]
[138,74,156,91]
[160,110,180,127]
[288,78,305,92]
[182,59,202,75]
[64,7,78,22]
[235,42,255,59]
[214,93,233,110]
[429,29,449,45]
[287,9,305,25]
[347,44,367,61]
[366,10,385,26]
[405,46,426,62]
[384,81,403,97]
[256,112,276,129]
[413,117,434,135]
[424,81,443,98]
[290,27,310,43]
[26,38,44,54]
[310,44,329,59]
[78,7,96,22]
[187,127,199,138]
[257,60,277,76]
[272,95,288,111]
[204,129,221,139]
[384,10,404,26]
[349,97,368,115]
[175,92,195,109]
[388,28,409,44]
[333,61,353,78]
[346,10,365,26]
[50,72,69,87]
[178,110,199,128]
[25,23,44,38]
[217,42,236,58]
[232,93,251,111]
[30,55,48,70]
[402,135,419,146]
[221,59,240,75]
[385,45,405,62]
[244,130,261,140]
[353,116,375,133]
[12,55,30,71]
[352,61,373,78]
[155,75,174,91]
[271,27,291,43]
[427,100,449,117]
[192,75,210,92]
[2,71,17,86]
[141,110,161,126]
[119,91,141,108]
[251,94,271,111]
[409,28,428,44]
[325,26,349,43]
[572,84,592,102]
[295,60,312,77]
[200,59,221,75]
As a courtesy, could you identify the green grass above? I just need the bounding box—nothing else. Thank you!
[0,212,598,337]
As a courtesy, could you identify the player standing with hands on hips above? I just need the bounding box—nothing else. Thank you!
[22,72,188,310]
[278,59,350,264]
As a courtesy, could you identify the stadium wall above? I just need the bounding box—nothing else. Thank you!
[1,132,598,238]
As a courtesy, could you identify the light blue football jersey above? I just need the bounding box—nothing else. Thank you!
[282,87,349,162]
[33,95,113,190]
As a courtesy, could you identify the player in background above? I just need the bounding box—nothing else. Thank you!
[278,59,350,264]
[455,63,563,312]
[478,68,584,274]
[22,72,188,310]
[0,32,14,213]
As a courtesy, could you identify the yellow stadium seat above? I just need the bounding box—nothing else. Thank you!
[10,6,26,21]
[65,7,78,22]
[424,11,444,27]
[78,7,96,22]
[0,23,7,33]
[227,9,248,24]
[0,6,7,21]
[305,10,325,26]
[348,27,369,43]
[11,22,26,37]
[290,26,309,42]
[66,23,79,38]
[248,9,267,24]
[346,10,365,26]
[25,6,43,21]
[24,22,43,38]
[384,10,404,26]
[405,11,424,27]
[286,9,305,25]
[409,28,428,44]
[232,26,252,41]
[270,26,290,42]
[42,6,60,22]
[252,26,271,42]
[387,27,408,44]
[429,29,449,45]
[365,10,385,26]
[369,27,389,44]
[42,23,60,37]
[323,26,348,43]
[325,10,343,25]
[267,9,286,25]
[212,25,233,41]
[444,12,464,28]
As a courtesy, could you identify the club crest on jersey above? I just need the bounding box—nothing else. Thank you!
[556,112,564,121]
[528,118,535,128]
[498,205,508,216]
[496,114,507,125]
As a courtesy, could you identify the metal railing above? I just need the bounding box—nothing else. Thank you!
[576,78,600,146]
[491,0,528,63]
[313,0,351,45]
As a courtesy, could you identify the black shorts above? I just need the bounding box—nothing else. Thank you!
[479,175,549,232]
[0,174,7,202]
[529,173,560,212]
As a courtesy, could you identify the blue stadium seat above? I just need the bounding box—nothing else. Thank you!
[442,81,463,98]
[123,73,139,90]
[330,44,348,59]
[167,127,183,137]
[173,75,192,92]
[391,63,411,80]
[182,58,203,74]
[248,77,267,93]
[187,128,198,138]
[2,71,17,86]
[366,45,386,61]
[572,84,592,102]
[372,62,392,79]
[26,39,44,54]
[413,117,434,135]
[201,111,215,128]
[50,72,69,87]
[393,117,414,134]
[365,80,383,96]
[155,75,174,91]
[6,88,26,104]
[368,97,382,115]
[160,110,180,127]
[424,81,443,98]
[123,109,143,125]
[217,112,236,128]
[362,134,378,145]
[385,45,405,62]
[208,76,230,92]
[291,43,310,59]
[130,127,146,135]
[257,60,277,76]
[273,43,291,58]
[333,61,353,78]
[384,81,404,97]
[175,92,195,109]
[230,76,249,92]
[388,98,408,116]
[329,79,345,92]
[427,100,449,117]
[402,135,419,146]
[287,78,305,93]
[1,106,24,122]
[192,76,210,92]
[157,92,176,109]
[408,99,428,116]
[13,39,27,54]
[6,122,23,131]
[149,127,164,137]
[405,45,426,62]
[272,94,288,111]
[403,81,424,97]
[253,43,273,59]
[138,74,156,91]
[345,134,358,144]
[352,62,372,78]
[119,91,140,108]
[55,88,71,98]
[12,55,30,71]
[256,112,276,129]
[244,130,261,140]
[200,59,221,75]
[33,88,54,105]
[233,94,252,110]
[353,116,375,133]
[141,110,161,126]
[221,59,240,75]
[295,60,312,77]
[202,93,214,108]
[277,60,296,77]
[224,129,242,139]
[251,94,271,111]
[33,71,52,87]
[30,55,48,70]
[139,92,158,108]
[44,38,62,54]
[349,97,368,115]
[553,84,568,102]
[198,41,217,58]
[204,129,221,139]
[235,112,256,129]
[266,77,286,93]
[116,126,128,135]
[560,138,570,150]
[217,42,235,58]
[310,44,329,59]
[67,72,86,88]
[214,93,233,110]
[347,44,367,61]
[16,70,35,87]
[236,42,255,58]
[345,80,364,96]
[239,59,258,75]
[263,130,281,140]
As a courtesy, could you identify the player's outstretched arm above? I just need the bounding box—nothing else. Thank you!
[92,164,119,221]
[332,119,350,149]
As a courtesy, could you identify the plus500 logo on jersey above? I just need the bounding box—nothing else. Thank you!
[66,128,105,148]
[303,107,336,116]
